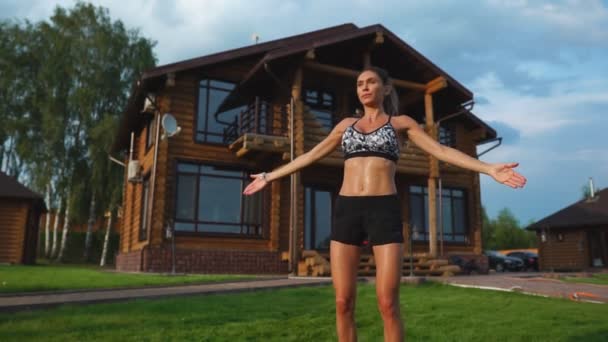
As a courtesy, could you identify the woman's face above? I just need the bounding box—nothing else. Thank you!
[357,70,388,108]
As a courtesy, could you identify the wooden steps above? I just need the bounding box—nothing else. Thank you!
[297,251,462,277]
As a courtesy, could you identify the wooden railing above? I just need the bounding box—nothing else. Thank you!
[223,98,288,144]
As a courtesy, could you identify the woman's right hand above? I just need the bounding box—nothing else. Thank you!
[242,173,269,195]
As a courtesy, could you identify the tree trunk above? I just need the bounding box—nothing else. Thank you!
[100,210,113,267]
[56,196,71,262]
[83,191,96,261]
[44,183,52,257]
[50,199,62,258]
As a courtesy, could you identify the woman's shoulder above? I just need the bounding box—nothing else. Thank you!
[390,114,418,130]
[336,117,358,127]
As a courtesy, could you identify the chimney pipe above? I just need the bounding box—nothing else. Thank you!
[589,177,595,198]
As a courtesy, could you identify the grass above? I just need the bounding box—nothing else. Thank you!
[0,264,256,293]
[0,282,607,341]
[563,273,608,286]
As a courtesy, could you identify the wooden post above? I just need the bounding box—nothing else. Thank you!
[425,93,438,258]
[289,67,303,275]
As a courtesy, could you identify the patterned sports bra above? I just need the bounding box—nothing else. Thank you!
[341,116,400,162]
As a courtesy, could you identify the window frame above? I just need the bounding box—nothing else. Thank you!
[194,78,244,146]
[303,88,336,131]
[139,175,151,241]
[408,184,469,244]
[172,159,268,239]
[303,184,336,251]
[438,124,456,148]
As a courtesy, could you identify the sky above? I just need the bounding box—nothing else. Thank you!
[2,0,607,226]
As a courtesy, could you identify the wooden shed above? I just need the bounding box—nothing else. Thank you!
[0,171,46,264]
[527,188,608,271]
[112,23,497,275]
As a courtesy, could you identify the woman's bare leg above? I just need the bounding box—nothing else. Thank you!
[330,240,361,342]
[373,243,404,342]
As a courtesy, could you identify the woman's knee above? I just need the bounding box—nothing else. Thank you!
[376,295,400,318]
[335,296,356,316]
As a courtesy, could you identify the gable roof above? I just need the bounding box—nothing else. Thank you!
[113,23,496,151]
[0,171,47,212]
[527,188,608,230]
[142,23,359,80]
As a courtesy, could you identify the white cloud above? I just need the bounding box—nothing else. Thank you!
[485,0,608,43]
[471,72,608,136]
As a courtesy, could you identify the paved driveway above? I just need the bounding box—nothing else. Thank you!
[426,272,608,303]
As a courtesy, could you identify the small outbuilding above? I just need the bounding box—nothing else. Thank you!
[0,171,46,264]
[527,188,608,271]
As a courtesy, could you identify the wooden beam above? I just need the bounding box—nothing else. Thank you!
[425,93,438,258]
[375,31,384,44]
[236,147,249,158]
[303,61,427,91]
[426,76,447,94]
[305,49,315,60]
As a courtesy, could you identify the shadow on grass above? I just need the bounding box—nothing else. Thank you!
[566,329,608,342]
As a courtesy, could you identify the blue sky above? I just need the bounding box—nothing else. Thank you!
[2,0,607,225]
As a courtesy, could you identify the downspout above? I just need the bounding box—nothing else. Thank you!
[476,137,502,158]
[435,102,475,256]
[148,110,162,246]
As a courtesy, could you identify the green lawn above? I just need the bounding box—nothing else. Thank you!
[0,264,256,293]
[563,273,608,286]
[1,283,607,341]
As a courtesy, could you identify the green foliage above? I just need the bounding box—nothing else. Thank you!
[482,206,537,250]
[38,230,119,265]
[1,1,156,258]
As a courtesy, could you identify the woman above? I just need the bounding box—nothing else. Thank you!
[243,67,526,341]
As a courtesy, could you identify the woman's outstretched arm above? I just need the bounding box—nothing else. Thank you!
[392,115,527,189]
[243,118,355,195]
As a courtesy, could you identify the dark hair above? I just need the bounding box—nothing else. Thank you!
[359,66,400,116]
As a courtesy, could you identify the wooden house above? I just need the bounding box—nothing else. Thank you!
[112,24,497,275]
[527,188,608,271]
[0,171,46,264]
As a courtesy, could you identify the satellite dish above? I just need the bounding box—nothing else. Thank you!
[161,113,181,139]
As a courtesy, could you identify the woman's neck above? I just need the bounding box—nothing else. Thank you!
[362,106,386,122]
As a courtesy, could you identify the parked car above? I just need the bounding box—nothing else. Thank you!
[484,250,524,272]
[506,251,539,271]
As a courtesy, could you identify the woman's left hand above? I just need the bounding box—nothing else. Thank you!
[488,162,527,189]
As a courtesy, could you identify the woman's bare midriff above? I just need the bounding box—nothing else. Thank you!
[339,157,397,196]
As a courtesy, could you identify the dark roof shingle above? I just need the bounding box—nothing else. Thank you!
[0,171,43,200]
[527,188,608,229]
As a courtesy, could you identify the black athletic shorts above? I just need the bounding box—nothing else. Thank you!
[332,194,404,247]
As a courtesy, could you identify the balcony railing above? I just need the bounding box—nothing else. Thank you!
[223,98,288,144]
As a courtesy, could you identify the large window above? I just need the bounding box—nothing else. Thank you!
[139,177,150,241]
[174,162,264,236]
[196,79,245,144]
[409,185,468,242]
[304,186,334,250]
[304,89,335,131]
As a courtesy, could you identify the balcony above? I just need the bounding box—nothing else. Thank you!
[226,99,290,158]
